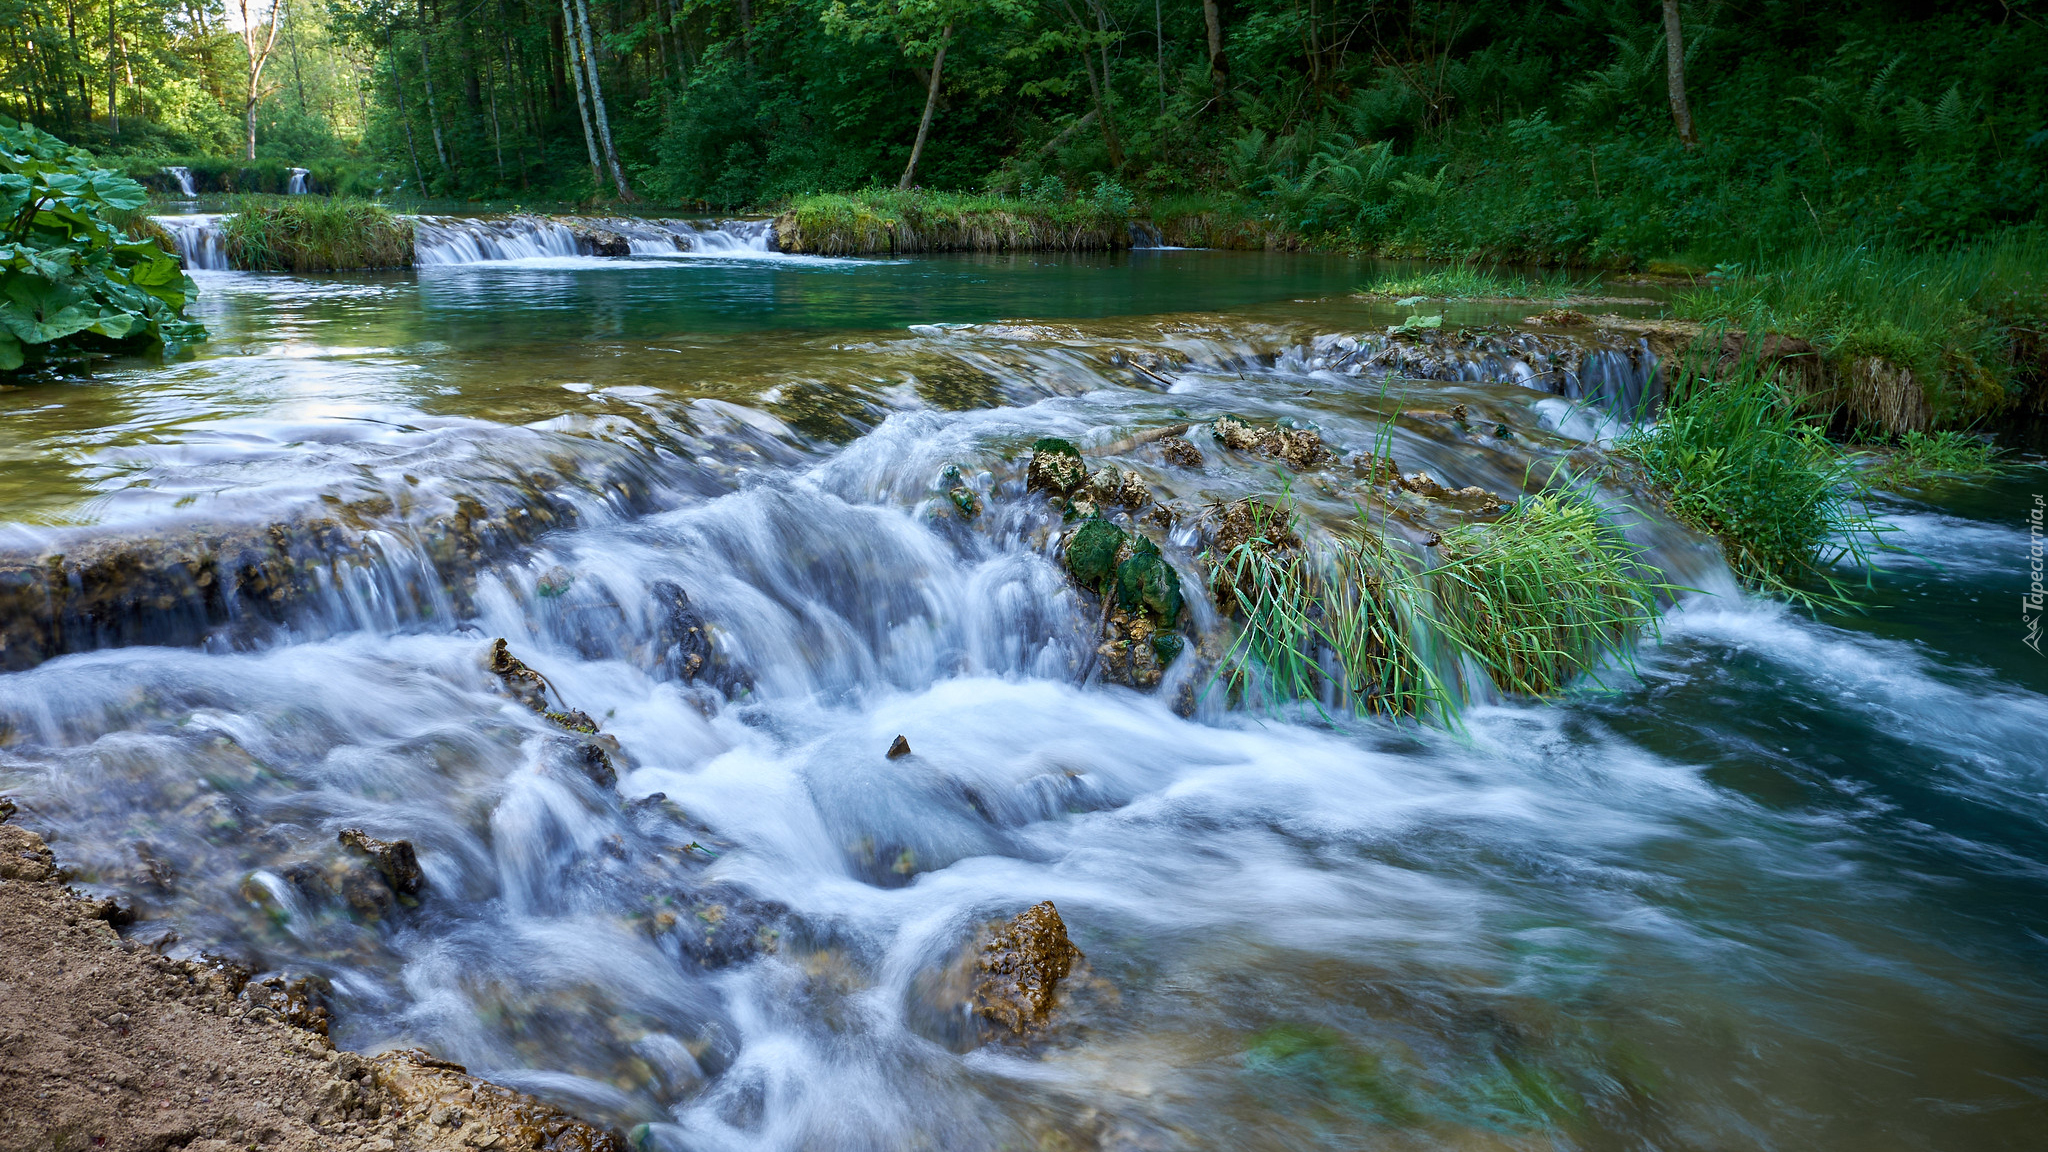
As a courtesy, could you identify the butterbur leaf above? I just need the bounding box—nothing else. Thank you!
[0,328,21,370]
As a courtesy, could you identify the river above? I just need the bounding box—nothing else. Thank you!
[1,235,2042,1150]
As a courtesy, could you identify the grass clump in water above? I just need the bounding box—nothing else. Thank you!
[1428,491,1664,697]
[1356,265,1598,302]
[1209,490,1660,720]
[779,184,1135,254]
[1616,353,1883,604]
[218,196,414,271]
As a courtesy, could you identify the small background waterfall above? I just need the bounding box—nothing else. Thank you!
[3,242,2042,1152]
[287,167,310,194]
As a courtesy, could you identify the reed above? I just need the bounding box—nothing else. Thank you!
[218,196,415,272]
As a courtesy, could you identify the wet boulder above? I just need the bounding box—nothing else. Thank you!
[652,580,712,683]
[338,828,424,898]
[975,901,1084,1036]
[1161,437,1204,468]
[1212,416,1333,469]
[1026,437,1090,497]
[489,637,554,711]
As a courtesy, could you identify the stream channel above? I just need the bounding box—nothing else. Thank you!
[1,232,2044,1150]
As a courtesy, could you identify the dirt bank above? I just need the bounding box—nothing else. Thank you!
[0,815,625,1152]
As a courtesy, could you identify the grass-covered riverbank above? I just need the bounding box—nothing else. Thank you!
[218,196,415,272]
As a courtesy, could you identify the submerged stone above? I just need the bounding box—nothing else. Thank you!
[975,901,1084,1036]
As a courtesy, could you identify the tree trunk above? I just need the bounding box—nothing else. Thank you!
[574,0,636,199]
[1061,0,1124,168]
[1201,0,1227,94]
[560,0,605,193]
[897,20,951,191]
[1662,0,1697,149]
[105,0,117,136]
[395,69,426,190]
[238,0,286,160]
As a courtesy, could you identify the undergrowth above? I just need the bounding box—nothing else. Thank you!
[780,186,1135,254]
[217,196,414,271]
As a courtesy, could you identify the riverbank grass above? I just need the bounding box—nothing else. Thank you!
[777,188,1132,254]
[1675,232,2048,427]
[1356,266,1598,302]
[218,196,414,271]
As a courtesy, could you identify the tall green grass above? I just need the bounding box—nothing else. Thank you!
[1675,231,2048,426]
[1854,430,2006,491]
[1616,345,1885,604]
[218,196,414,271]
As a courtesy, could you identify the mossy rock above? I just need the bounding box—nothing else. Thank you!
[1064,519,1126,591]
[1114,543,1183,625]
[1152,632,1186,665]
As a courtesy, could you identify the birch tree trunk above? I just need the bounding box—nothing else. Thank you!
[573,0,637,200]
[238,0,285,160]
[897,20,951,190]
[560,0,604,192]
[1662,0,1697,148]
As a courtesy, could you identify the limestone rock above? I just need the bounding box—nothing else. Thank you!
[337,828,424,898]
[1160,436,1204,468]
[1026,437,1090,497]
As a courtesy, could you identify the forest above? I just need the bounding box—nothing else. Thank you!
[2,0,2044,263]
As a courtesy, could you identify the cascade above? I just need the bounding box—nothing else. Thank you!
[412,215,583,265]
[162,165,196,197]
[287,167,310,195]
[149,213,227,270]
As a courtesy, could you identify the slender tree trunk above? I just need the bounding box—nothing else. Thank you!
[1154,0,1165,115]
[105,0,117,136]
[1662,0,1697,149]
[573,0,636,199]
[1201,0,1227,94]
[419,39,450,171]
[897,20,951,191]
[561,0,605,193]
[239,0,285,160]
[487,61,506,183]
[395,70,426,190]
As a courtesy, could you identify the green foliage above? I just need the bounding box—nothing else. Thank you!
[216,196,414,272]
[1674,232,2048,425]
[1428,490,1664,698]
[1616,355,1884,604]
[1855,431,2005,491]
[0,117,203,371]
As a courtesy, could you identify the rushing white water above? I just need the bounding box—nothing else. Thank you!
[412,214,584,265]
[162,165,197,197]
[8,254,2040,1150]
[288,167,310,195]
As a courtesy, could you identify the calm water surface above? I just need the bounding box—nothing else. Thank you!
[0,248,2041,1151]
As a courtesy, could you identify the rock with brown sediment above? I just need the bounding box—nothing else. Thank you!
[1527,307,1591,326]
[975,901,1085,1036]
[1160,437,1203,468]
[367,1050,628,1152]
[1026,437,1091,497]
[1350,451,1400,485]
[1086,465,1154,510]
[887,735,912,759]
[1202,498,1302,611]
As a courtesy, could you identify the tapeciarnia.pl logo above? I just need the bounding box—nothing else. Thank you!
[2027,493,2044,655]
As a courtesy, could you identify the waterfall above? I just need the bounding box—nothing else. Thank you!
[412,215,583,265]
[162,166,196,197]
[287,168,310,195]
[149,214,227,271]
[671,218,777,256]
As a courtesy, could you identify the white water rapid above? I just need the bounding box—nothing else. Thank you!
[288,167,310,195]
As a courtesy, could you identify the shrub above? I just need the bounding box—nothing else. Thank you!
[0,117,204,371]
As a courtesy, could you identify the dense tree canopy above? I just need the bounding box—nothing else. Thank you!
[3,0,2043,258]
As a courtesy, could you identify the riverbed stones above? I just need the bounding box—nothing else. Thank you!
[489,638,554,711]
[1212,416,1333,469]
[1161,436,1204,468]
[974,901,1084,1036]
[652,580,711,683]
